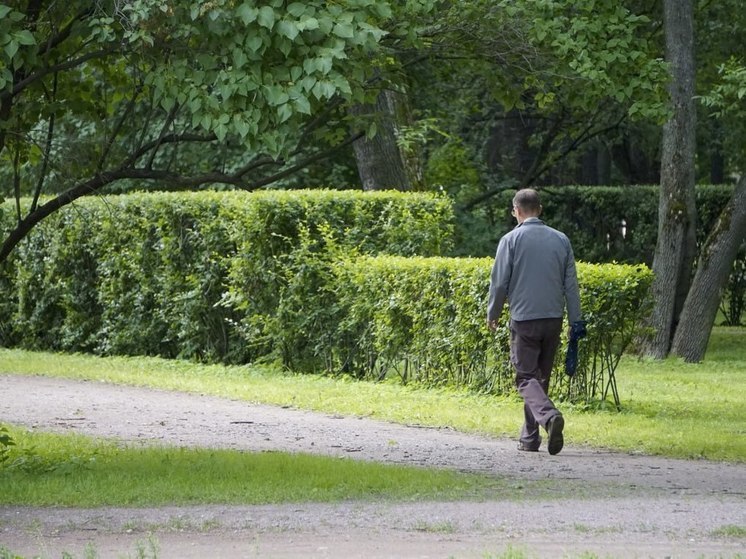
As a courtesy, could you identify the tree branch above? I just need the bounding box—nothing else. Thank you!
[38,8,95,56]
[99,84,143,173]
[146,103,182,169]
[31,72,58,213]
[8,47,118,99]
[242,131,366,190]
[122,132,218,167]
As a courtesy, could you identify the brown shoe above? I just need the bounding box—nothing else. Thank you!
[547,415,565,455]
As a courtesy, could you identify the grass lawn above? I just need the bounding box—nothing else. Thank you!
[0,423,507,507]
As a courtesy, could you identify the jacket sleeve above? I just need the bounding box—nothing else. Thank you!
[563,241,582,324]
[487,237,511,322]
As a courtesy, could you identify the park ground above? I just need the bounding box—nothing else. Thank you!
[1,374,745,558]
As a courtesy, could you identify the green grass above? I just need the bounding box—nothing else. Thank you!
[711,525,746,538]
[0,327,744,463]
[0,424,505,507]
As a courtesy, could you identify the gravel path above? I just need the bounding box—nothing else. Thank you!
[1,374,745,558]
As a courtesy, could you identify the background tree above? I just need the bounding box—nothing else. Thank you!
[0,0,429,264]
[407,0,670,252]
[642,0,698,359]
[669,58,746,360]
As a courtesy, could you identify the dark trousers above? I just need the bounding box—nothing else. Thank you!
[510,318,563,448]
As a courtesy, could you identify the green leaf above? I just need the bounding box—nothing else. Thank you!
[293,93,311,114]
[232,48,247,68]
[332,22,354,39]
[14,30,36,46]
[298,16,319,31]
[246,35,263,53]
[233,115,250,138]
[4,40,18,60]
[215,122,228,141]
[277,103,293,123]
[264,84,289,106]
[276,20,299,41]
[257,6,276,30]
[237,3,258,25]
[287,2,307,17]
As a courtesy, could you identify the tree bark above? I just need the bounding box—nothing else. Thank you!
[350,89,414,191]
[642,0,698,359]
[671,175,746,361]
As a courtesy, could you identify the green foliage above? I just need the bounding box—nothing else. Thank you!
[0,425,15,465]
[561,262,654,408]
[1,188,656,404]
[496,0,669,121]
[407,0,670,198]
[0,0,404,162]
[699,56,746,170]
[293,255,653,406]
[485,185,738,262]
[0,189,453,361]
[0,423,98,475]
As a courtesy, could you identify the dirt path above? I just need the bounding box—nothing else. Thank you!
[1,374,744,558]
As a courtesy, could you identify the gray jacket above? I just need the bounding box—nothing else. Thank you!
[487,217,582,324]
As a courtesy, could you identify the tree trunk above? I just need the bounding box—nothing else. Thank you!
[671,175,746,361]
[642,0,698,359]
[350,89,416,191]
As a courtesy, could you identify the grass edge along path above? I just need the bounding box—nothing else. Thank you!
[0,326,744,463]
[0,424,512,507]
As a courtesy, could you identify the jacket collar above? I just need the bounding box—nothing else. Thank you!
[517,216,544,227]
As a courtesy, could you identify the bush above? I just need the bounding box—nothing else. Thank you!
[0,188,655,405]
[0,190,454,361]
[284,254,652,406]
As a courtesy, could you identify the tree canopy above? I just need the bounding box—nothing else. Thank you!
[0,0,438,261]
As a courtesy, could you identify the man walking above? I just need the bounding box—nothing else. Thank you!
[487,188,582,455]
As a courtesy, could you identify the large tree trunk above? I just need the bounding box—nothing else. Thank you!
[350,89,417,191]
[671,175,746,361]
[642,0,698,359]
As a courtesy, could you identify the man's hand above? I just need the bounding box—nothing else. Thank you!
[487,319,499,331]
[569,320,587,341]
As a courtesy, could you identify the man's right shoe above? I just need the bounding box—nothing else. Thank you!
[546,414,565,455]
[517,441,539,452]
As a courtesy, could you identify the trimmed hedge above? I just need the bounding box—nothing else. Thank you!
[0,190,454,362]
[0,188,654,405]
[287,255,652,406]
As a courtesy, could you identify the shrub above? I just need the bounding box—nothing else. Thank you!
[283,254,652,406]
[0,190,453,362]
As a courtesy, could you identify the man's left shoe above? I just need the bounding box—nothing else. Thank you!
[546,415,565,456]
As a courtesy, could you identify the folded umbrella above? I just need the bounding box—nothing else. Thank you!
[565,320,587,377]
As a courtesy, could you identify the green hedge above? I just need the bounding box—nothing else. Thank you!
[0,190,454,361]
[285,255,652,406]
[0,189,653,405]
